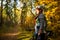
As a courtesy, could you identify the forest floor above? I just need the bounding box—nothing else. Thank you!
[0,31,60,40]
[0,31,33,40]
[0,25,60,40]
[0,25,33,40]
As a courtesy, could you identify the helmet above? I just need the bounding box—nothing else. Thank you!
[36,5,43,12]
[36,5,43,9]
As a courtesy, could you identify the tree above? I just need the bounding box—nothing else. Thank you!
[5,0,11,21]
[13,0,17,24]
[19,0,27,27]
[0,0,3,26]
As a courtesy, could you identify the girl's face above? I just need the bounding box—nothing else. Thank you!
[36,8,42,15]
[36,9,40,15]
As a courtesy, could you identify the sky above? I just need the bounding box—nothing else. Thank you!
[0,1,1,6]
[0,0,36,14]
[0,0,23,9]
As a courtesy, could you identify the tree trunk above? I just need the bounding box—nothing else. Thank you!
[0,0,3,26]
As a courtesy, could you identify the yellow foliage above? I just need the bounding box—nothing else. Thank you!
[2,10,7,18]
[35,0,60,32]
[51,7,58,13]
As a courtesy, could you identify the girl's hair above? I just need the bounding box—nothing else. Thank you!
[36,8,43,12]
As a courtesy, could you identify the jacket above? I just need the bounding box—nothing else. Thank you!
[35,13,47,33]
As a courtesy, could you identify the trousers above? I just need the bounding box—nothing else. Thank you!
[34,33,45,40]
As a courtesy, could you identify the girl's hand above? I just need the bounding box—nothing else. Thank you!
[38,29,42,36]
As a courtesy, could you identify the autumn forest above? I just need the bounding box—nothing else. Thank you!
[0,0,60,40]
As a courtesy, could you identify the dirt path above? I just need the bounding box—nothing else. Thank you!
[0,32,20,40]
[0,31,32,40]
